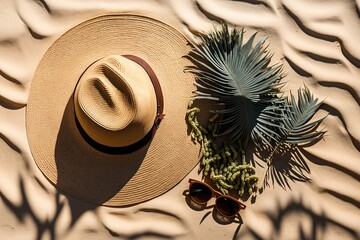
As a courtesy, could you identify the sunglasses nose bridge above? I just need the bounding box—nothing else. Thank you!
[213,189,223,197]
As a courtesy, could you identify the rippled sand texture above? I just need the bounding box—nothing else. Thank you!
[0,0,359,239]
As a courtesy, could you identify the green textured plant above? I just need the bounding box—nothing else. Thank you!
[186,100,258,196]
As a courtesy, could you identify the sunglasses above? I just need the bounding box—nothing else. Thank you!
[188,178,246,217]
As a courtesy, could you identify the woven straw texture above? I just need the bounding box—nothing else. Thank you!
[74,55,157,147]
[26,14,198,206]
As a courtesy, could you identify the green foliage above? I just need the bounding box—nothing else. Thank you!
[186,23,327,191]
[187,23,326,150]
[262,86,327,179]
[186,100,258,196]
[280,86,326,145]
[187,23,286,148]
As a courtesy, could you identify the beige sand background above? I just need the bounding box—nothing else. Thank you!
[0,0,359,239]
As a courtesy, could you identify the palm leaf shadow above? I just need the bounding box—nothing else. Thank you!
[0,177,64,240]
[247,196,360,239]
[0,175,97,240]
[257,144,311,191]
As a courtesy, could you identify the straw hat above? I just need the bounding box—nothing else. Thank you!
[26,14,199,206]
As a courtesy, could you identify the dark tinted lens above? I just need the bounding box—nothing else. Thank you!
[189,182,212,203]
[216,197,240,217]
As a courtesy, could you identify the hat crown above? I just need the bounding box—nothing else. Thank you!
[74,55,157,147]
[77,58,136,130]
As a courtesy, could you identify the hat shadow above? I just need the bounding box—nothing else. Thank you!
[54,95,151,206]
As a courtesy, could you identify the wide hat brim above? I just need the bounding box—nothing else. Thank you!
[26,14,199,206]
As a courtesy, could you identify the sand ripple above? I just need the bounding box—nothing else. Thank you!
[0,0,359,239]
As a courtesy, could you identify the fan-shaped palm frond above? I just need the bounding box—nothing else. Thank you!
[187,23,285,147]
[280,86,326,145]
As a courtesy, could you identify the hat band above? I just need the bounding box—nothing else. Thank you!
[122,54,165,128]
[75,54,165,154]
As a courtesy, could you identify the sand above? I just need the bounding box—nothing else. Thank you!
[0,0,359,239]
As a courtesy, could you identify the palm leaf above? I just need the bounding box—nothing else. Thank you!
[261,86,326,188]
[187,23,285,148]
[280,86,326,145]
